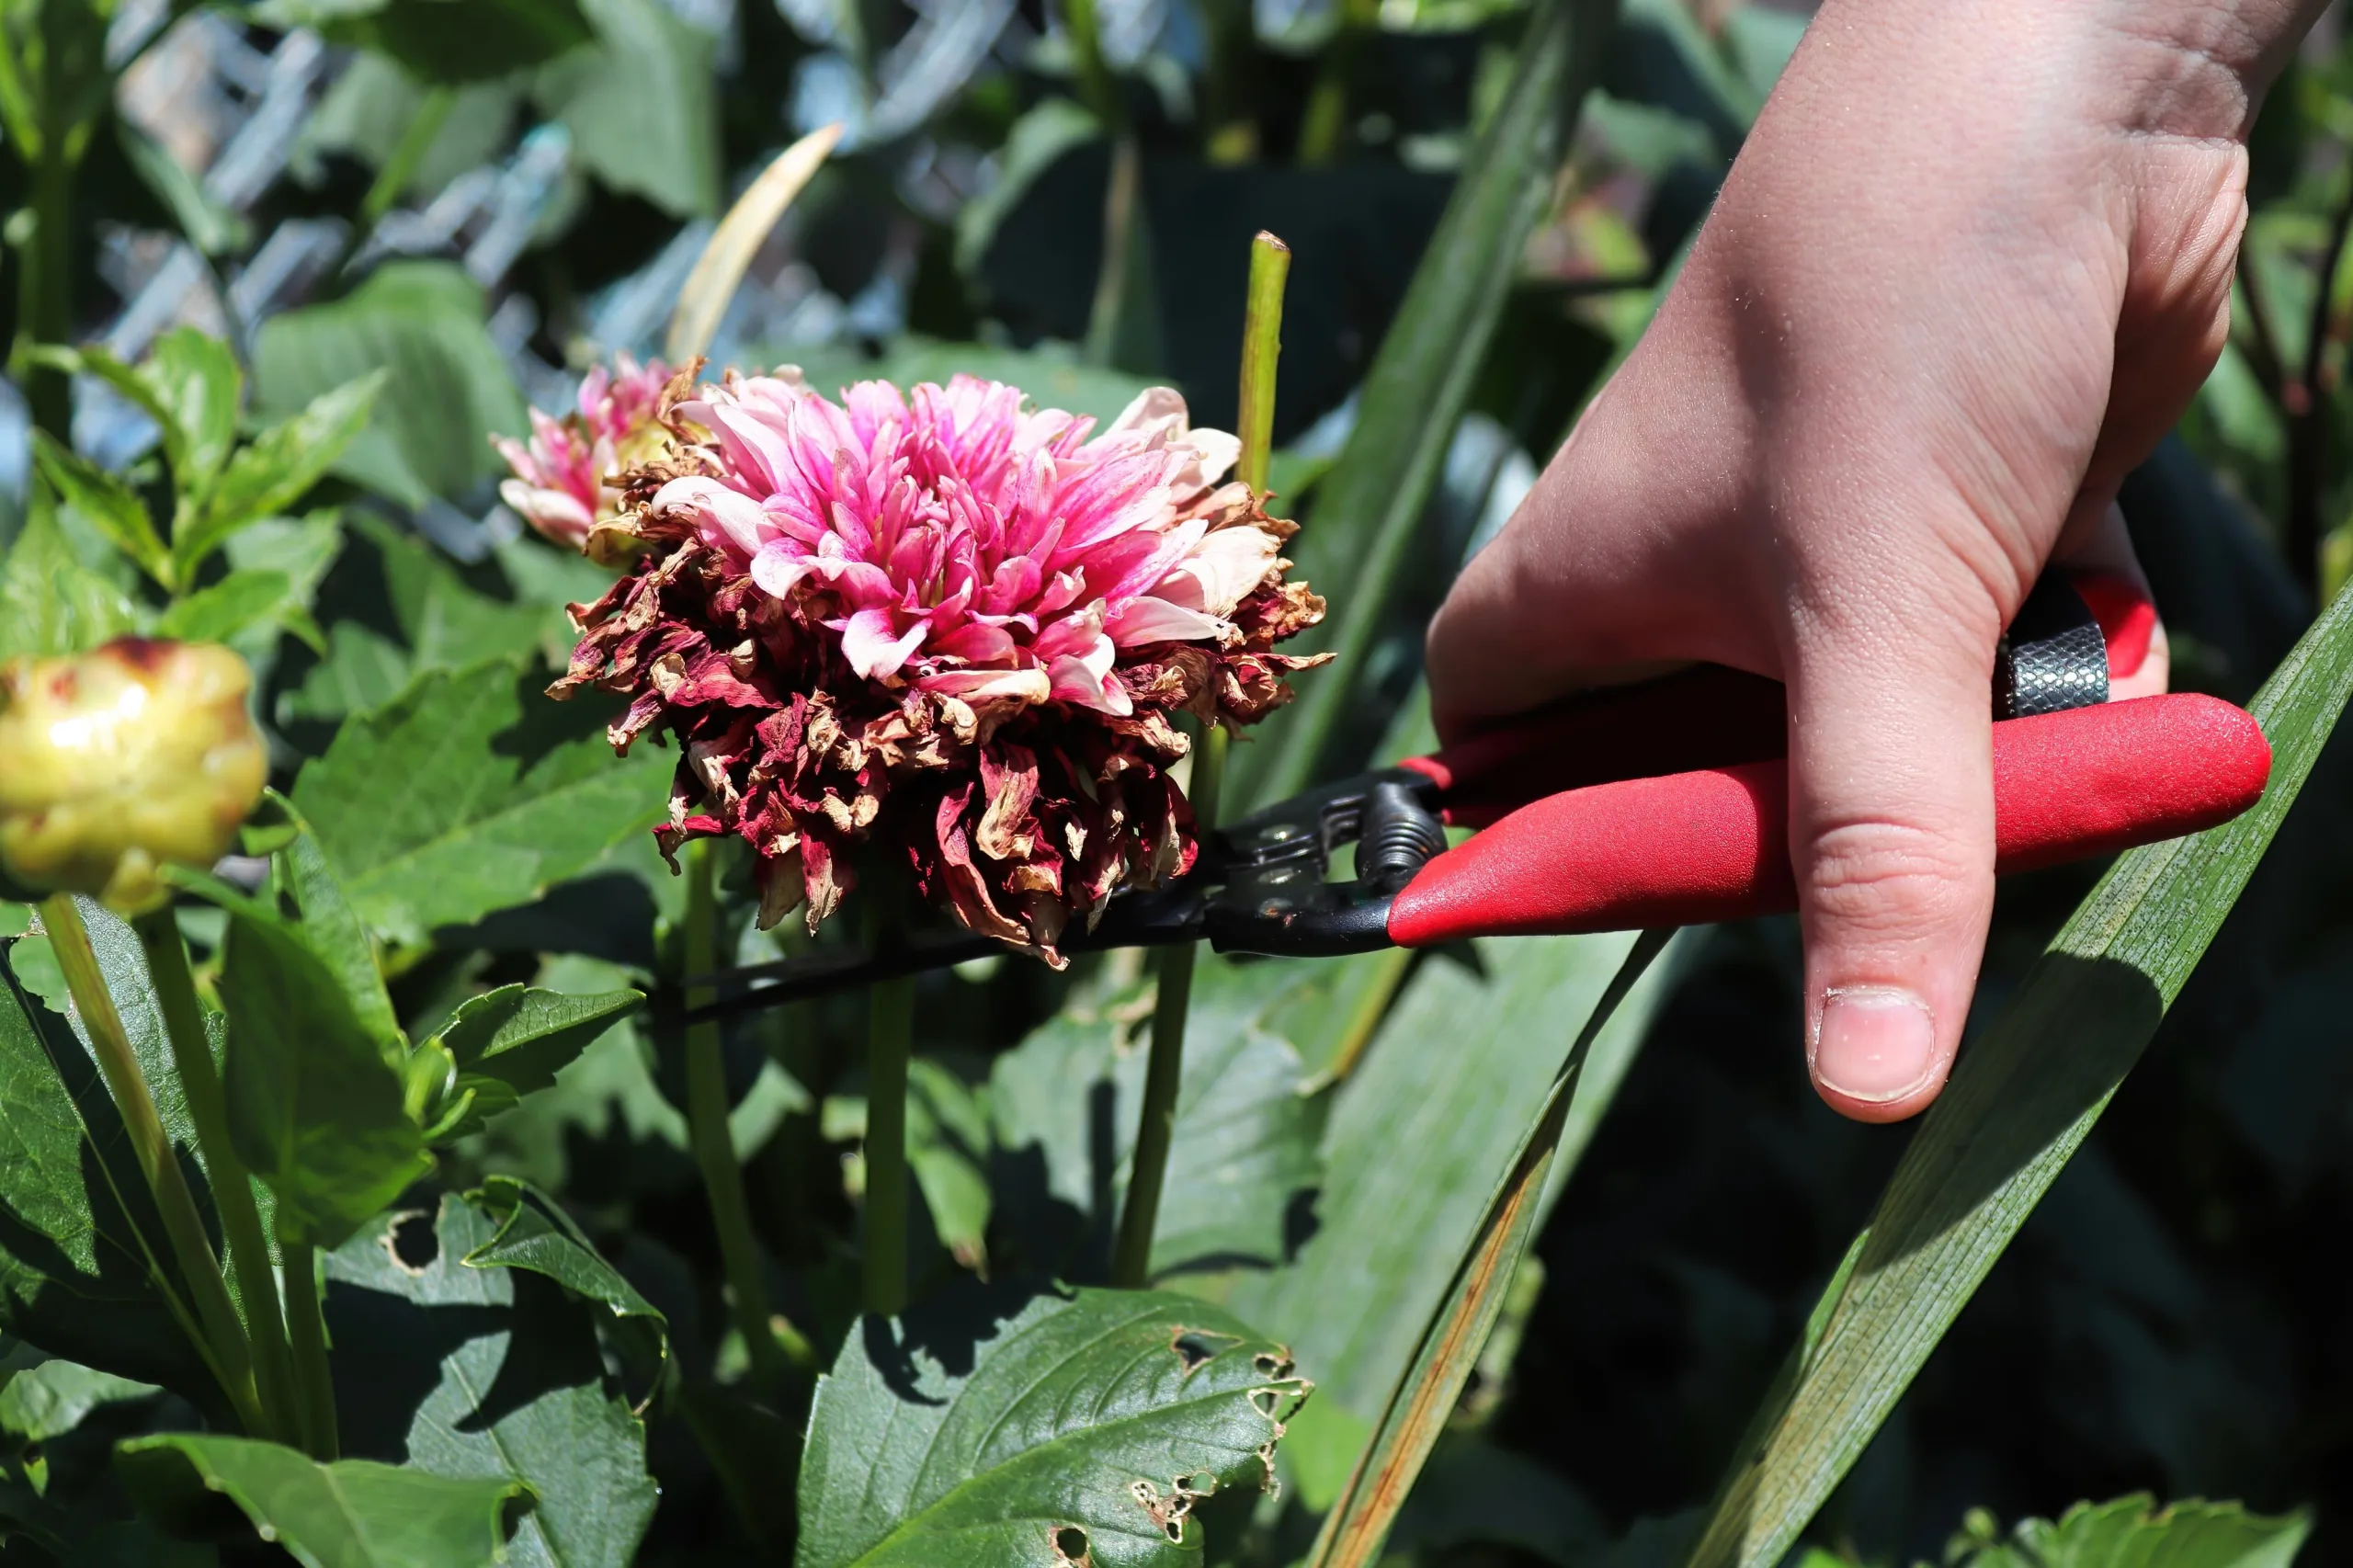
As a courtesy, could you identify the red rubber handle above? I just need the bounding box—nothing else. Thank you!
[1385,692,2271,946]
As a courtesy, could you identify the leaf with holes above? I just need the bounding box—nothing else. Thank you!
[796,1285,1312,1566]
[324,1190,657,1568]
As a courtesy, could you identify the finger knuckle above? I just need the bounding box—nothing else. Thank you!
[1802,817,1986,933]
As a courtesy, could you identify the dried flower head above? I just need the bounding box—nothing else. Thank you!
[0,639,268,914]
[494,353,678,552]
[551,368,1328,960]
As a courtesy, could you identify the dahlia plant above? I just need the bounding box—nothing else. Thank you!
[544,365,1328,959]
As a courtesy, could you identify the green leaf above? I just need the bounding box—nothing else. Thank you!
[117,120,249,257]
[0,500,140,659]
[1223,929,1683,1431]
[301,53,520,202]
[1244,0,1618,807]
[29,431,170,586]
[1947,1496,2312,1568]
[290,657,671,945]
[142,329,245,510]
[152,570,324,653]
[536,0,721,218]
[180,373,381,583]
[1685,581,2353,1568]
[118,1433,527,1568]
[463,1174,665,1358]
[218,909,430,1249]
[991,961,1324,1278]
[428,983,643,1130]
[1304,931,1675,1568]
[0,1356,157,1444]
[324,1190,657,1568]
[282,517,558,726]
[953,98,1100,278]
[0,939,213,1397]
[252,262,526,509]
[796,1286,1312,1566]
[258,0,593,80]
[274,813,404,1053]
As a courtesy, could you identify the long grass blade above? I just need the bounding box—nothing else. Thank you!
[665,124,843,366]
[1305,927,1677,1568]
[1245,0,1618,809]
[1686,580,2353,1568]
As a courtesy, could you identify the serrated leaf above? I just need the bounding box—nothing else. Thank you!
[252,263,525,508]
[219,910,429,1249]
[1953,1495,2312,1568]
[430,983,642,1131]
[464,1175,665,1358]
[282,518,558,729]
[290,658,670,945]
[796,1285,1311,1567]
[142,329,244,509]
[118,1433,527,1568]
[274,814,404,1053]
[325,1191,657,1568]
[152,569,323,653]
[0,942,212,1397]
[1685,581,2353,1568]
[179,373,381,582]
[29,432,169,585]
[991,962,1324,1278]
[0,503,140,660]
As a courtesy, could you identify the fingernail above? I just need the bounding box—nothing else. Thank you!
[1813,986,1937,1104]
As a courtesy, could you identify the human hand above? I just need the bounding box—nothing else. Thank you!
[1427,0,2318,1121]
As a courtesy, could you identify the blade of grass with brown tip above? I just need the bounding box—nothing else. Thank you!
[1305,927,1677,1568]
[1687,580,2353,1568]
[665,124,843,366]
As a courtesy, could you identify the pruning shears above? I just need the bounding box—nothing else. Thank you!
[684,574,2272,1023]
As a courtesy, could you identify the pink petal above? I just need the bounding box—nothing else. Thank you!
[841,608,929,681]
[1105,595,1225,647]
[749,542,816,600]
[654,476,771,557]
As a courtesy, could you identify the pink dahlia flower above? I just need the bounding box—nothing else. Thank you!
[551,367,1327,960]
[494,354,678,552]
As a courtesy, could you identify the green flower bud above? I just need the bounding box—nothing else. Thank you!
[0,638,267,914]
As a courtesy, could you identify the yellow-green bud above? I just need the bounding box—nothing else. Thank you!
[0,638,267,914]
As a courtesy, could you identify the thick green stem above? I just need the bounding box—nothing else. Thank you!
[683,839,787,1385]
[133,909,300,1449]
[862,967,915,1318]
[281,1241,337,1460]
[1235,233,1291,494]
[39,896,264,1434]
[17,146,73,437]
[1111,233,1288,1287]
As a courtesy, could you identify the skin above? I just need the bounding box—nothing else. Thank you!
[1427,0,2325,1121]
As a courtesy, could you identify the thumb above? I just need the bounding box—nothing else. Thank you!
[1784,585,2003,1123]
